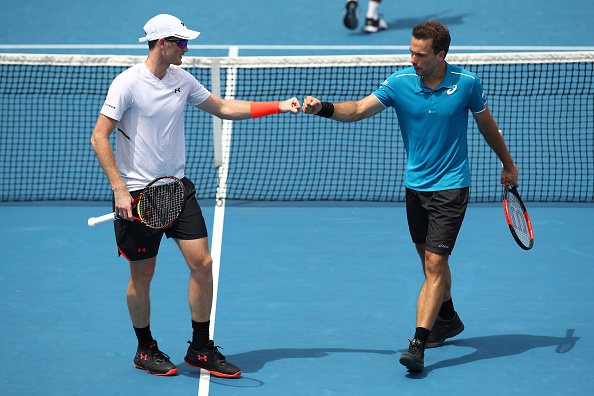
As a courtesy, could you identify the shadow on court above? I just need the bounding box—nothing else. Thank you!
[344,9,474,36]
[385,11,474,31]
[176,347,396,378]
[406,329,579,378]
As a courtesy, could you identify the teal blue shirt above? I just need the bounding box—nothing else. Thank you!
[373,62,487,191]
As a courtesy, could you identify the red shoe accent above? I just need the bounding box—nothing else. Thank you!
[134,362,178,376]
[184,360,241,378]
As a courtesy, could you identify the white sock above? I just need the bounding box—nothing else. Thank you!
[366,0,380,19]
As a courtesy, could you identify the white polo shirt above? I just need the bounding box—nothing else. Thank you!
[100,63,210,191]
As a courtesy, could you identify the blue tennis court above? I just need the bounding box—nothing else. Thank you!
[2,0,593,55]
[1,202,592,395]
[1,0,594,395]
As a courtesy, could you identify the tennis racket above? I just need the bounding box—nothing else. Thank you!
[88,176,185,229]
[502,180,534,250]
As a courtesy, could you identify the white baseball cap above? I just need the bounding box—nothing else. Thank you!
[138,14,200,42]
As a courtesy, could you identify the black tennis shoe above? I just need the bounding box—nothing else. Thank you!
[399,338,425,372]
[426,313,465,348]
[184,340,241,378]
[343,0,359,29]
[133,341,178,376]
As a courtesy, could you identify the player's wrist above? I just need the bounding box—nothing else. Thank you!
[112,184,128,194]
[315,102,334,118]
[250,101,280,118]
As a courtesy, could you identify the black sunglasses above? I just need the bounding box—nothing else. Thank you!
[164,37,189,48]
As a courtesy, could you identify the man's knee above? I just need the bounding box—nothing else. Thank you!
[130,258,157,284]
[424,252,448,277]
[188,254,213,275]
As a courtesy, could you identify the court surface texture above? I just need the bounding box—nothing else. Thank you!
[1,0,593,395]
[1,203,592,395]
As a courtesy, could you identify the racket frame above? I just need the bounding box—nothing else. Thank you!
[87,176,184,229]
[136,176,184,229]
[502,180,534,250]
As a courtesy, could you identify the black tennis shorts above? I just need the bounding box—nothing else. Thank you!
[406,187,469,256]
[113,177,208,261]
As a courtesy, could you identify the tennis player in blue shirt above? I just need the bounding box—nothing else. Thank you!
[302,20,519,372]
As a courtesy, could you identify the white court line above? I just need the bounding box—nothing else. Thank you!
[197,45,238,396]
[1,44,593,52]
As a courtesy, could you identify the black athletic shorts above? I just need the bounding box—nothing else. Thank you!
[405,187,469,255]
[113,177,208,261]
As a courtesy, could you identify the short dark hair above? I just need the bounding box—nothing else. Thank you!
[412,20,451,57]
[148,40,158,50]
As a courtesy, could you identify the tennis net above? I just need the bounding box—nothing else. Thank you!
[1,52,593,202]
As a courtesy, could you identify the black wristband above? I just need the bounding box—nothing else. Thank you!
[315,102,334,118]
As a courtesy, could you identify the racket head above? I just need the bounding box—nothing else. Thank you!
[136,176,185,229]
[503,181,534,250]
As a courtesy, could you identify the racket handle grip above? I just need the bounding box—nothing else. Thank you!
[88,212,117,227]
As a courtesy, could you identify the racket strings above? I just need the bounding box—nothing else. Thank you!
[139,180,184,228]
[506,193,531,246]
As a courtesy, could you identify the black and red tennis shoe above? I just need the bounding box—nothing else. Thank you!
[184,340,241,378]
[133,341,178,376]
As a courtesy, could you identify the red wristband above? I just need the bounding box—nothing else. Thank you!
[250,101,280,118]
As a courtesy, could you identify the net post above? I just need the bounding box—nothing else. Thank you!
[211,58,223,168]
